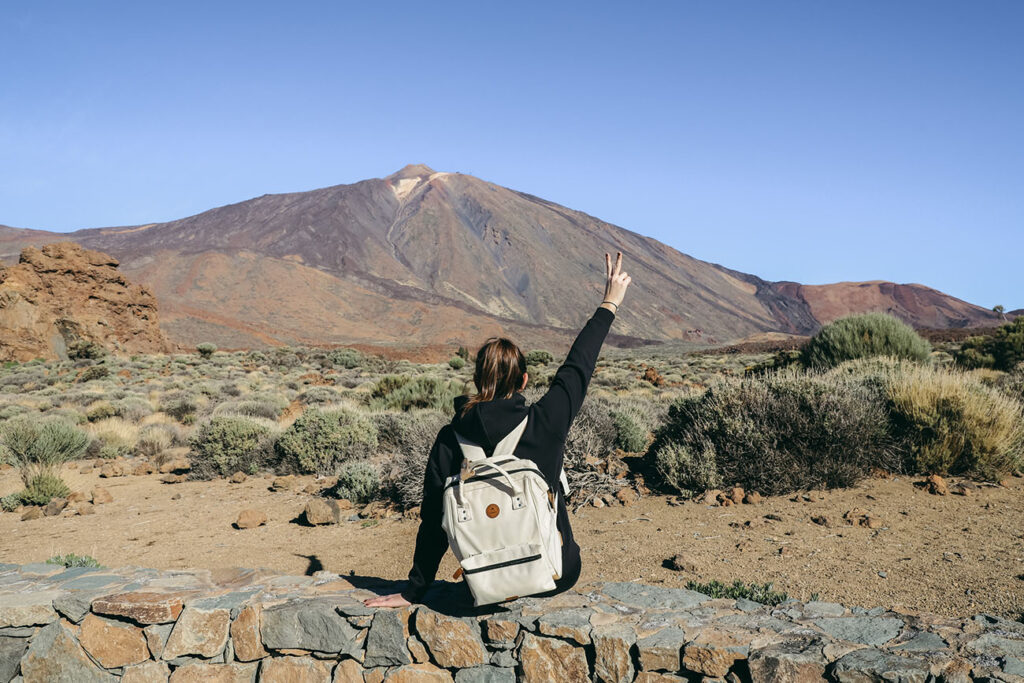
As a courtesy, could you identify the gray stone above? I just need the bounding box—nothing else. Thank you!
[17,564,62,577]
[0,592,60,628]
[0,636,28,683]
[260,599,361,654]
[637,627,688,671]
[363,609,410,667]
[334,600,375,617]
[890,631,947,652]
[592,623,636,683]
[966,634,1024,659]
[831,647,931,683]
[489,649,517,667]
[866,607,886,617]
[814,617,903,646]
[536,608,593,645]
[188,589,259,613]
[454,666,517,683]
[52,591,98,623]
[1003,657,1024,676]
[0,628,34,638]
[735,598,763,613]
[973,614,1024,635]
[19,621,115,682]
[803,601,846,618]
[748,637,827,682]
[165,652,226,667]
[59,575,124,591]
[602,582,710,610]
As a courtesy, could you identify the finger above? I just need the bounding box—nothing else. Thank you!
[618,271,628,281]
[605,252,611,280]
[623,275,632,285]
[614,251,622,276]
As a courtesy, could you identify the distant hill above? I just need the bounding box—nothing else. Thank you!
[0,165,1003,350]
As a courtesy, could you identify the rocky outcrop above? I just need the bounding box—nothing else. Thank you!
[0,242,169,361]
[1,562,1022,682]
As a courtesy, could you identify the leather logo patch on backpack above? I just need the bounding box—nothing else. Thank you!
[485,504,500,519]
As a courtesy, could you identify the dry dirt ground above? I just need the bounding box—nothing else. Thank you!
[2,465,1022,620]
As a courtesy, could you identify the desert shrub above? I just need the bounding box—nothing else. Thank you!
[47,553,101,568]
[196,343,217,358]
[2,418,88,488]
[369,375,466,413]
[611,410,647,453]
[297,387,339,405]
[77,364,110,383]
[325,461,380,504]
[564,398,617,468]
[649,370,899,496]
[212,396,287,420]
[1,494,21,512]
[189,416,277,479]
[525,350,554,366]
[85,401,116,422]
[275,407,378,475]
[18,473,71,506]
[998,365,1024,403]
[955,317,1024,371]
[685,579,788,605]
[448,356,466,370]
[885,364,1024,480]
[161,391,200,423]
[137,424,176,458]
[67,340,106,360]
[111,396,153,422]
[86,418,139,459]
[377,410,451,508]
[801,313,931,369]
[327,348,364,369]
[654,441,722,496]
[0,404,29,421]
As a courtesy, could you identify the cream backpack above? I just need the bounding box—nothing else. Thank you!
[440,416,569,606]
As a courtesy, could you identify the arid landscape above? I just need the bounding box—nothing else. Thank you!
[2,462,1022,622]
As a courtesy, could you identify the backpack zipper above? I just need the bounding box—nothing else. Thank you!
[463,553,543,575]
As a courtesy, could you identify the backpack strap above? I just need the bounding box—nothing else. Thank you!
[455,416,570,495]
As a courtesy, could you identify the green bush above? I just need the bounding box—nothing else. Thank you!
[684,579,788,605]
[296,387,339,405]
[19,473,72,506]
[189,416,276,479]
[212,396,288,420]
[67,340,106,360]
[1,493,22,512]
[526,350,554,366]
[86,401,116,422]
[328,348,364,369]
[369,375,465,413]
[955,317,1024,371]
[47,553,102,568]
[326,461,380,504]
[883,364,1024,480]
[611,410,647,453]
[2,419,88,489]
[998,365,1024,403]
[448,356,466,370]
[801,313,931,369]
[77,364,110,383]
[649,370,900,496]
[654,441,722,496]
[276,407,378,475]
[196,343,217,358]
[161,392,200,422]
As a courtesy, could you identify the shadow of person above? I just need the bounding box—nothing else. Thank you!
[296,554,324,576]
[341,573,517,618]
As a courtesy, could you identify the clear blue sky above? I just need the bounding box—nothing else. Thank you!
[2,1,1021,308]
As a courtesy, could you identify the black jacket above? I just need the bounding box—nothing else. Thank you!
[401,306,616,603]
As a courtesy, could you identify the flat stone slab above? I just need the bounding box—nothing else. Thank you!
[260,599,361,654]
[601,582,710,611]
[813,616,904,646]
[0,591,61,627]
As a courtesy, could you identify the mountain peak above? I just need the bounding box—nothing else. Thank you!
[388,164,436,181]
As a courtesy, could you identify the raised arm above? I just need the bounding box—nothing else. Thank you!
[534,252,631,437]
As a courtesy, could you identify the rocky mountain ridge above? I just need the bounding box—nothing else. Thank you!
[0,165,1003,350]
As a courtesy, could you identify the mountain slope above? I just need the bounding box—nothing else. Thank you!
[0,166,1002,349]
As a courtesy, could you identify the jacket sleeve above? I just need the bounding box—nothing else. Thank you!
[401,432,449,603]
[534,306,615,439]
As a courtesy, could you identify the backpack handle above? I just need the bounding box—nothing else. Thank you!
[462,459,521,496]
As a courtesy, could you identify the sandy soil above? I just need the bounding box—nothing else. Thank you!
[2,465,1021,620]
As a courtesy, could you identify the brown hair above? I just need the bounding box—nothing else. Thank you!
[461,337,527,417]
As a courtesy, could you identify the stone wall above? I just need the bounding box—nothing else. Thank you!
[0,562,1021,682]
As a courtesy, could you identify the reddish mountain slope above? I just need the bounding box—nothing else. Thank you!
[0,166,1003,349]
